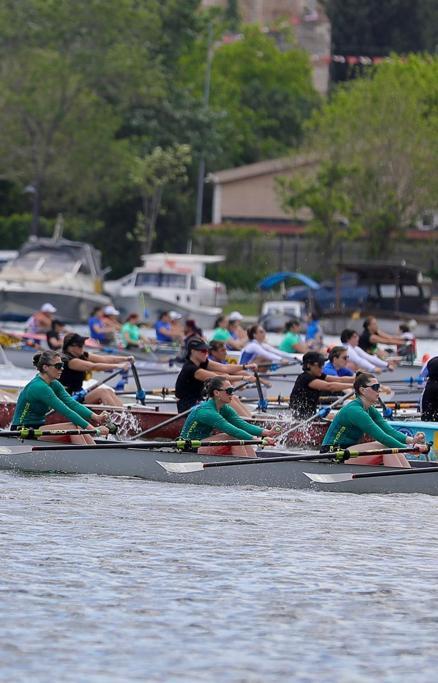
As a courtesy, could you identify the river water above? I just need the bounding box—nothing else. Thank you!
[1,472,438,682]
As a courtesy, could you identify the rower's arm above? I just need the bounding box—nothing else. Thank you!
[68,358,127,372]
[202,410,261,440]
[349,404,407,447]
[308,379,351,393]
[29,381,92,428]
[369,406,408,444]
[222,405,264,437]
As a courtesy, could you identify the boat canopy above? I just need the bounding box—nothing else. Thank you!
[4,238,103,278]
[257,272,320,291]
[339,262,430,285]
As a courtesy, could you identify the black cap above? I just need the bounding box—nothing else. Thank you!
[187,337,209,352]
[302,351,326,368]
[62,332,88,350]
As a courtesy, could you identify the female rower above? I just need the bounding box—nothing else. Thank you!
[240,325,296,367]
[210,315,244,350]
[289,351,354,419]
[321,372,427,467]
[341,329,395,373]
[323,347,355,378]
[359,317,404,360]
[11,351,109,444]
[174,337,257,415]
[180,376,277,457]
[60,332,133,406]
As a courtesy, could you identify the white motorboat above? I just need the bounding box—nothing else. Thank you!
[0,233,110,323]
[105,252,227,327]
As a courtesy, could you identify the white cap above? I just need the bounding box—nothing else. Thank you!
[41,303,57,313]
[103,305,120,316]
[228,311,243,321]
[169,310,182,320]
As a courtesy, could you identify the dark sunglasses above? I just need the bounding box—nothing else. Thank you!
[220,387,234,395]
[366,383,380,391]
[196,348,209,354]
[48,362,64,369]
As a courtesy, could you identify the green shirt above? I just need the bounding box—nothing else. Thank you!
[181,398,264,441]
[210,328,232,342]
[12,375,93,429]
[279,332,301,353]
[121,321,141,347]
[322,398,408,449]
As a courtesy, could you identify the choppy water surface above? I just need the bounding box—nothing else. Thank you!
[1,474,438,683]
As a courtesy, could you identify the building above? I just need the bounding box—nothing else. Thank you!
[208,155,317,227]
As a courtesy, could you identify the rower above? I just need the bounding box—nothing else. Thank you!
[289,352,353,419]
[88,306,116,345]
[120,312,153,350]
[323,346,355,379]
[60,333,133,406]
[359,316,404,360]
[25,302,57,335]
[320,372,428,467]
[421,357,438,422]
[154,311,184,343]
[180,376,277,457]
[240,325,295,366]
[341,329,395,373]
[210,315,244,350]
[46,319,66,351]
[174,337,257,416]
[11,350,109,444]
[279,320,309,354]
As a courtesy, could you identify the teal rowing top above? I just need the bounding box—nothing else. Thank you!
[181,399,264,441]
[12,376,93,429]
[322,397,408,449]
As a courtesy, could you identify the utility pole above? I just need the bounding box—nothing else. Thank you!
[195,22,214,229]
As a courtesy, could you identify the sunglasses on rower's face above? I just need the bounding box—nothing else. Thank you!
[220,387,234,395]
[366,383,380,392]
[48,362,64,369]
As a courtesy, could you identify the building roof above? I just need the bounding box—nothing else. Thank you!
[208,154,317,184]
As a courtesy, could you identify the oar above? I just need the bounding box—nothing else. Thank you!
[378,396,393,419]
[130,361,146,405]
[304,464,438,484]
[280,390,355,440]
[157,445,425,474]
[72,367,126,402]
[0,438,266,456]
[3,427,107,438]
[253,370,267,412]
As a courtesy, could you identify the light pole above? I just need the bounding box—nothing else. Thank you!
[194,22,214,229]
[24,183,39,238]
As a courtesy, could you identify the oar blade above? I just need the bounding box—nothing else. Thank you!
[303,471,354,484]
[0,445,34,455]
[156,460,204,474]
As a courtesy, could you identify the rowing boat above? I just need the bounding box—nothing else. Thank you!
[0,437,436,494]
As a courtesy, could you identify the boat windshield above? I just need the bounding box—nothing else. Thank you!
[9,249,86,274]
[134,272,187,288]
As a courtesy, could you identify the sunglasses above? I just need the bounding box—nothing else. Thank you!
[220,387,234,395]
[197,348,208,354]
[366,383,380,391]
[48,362,64,369]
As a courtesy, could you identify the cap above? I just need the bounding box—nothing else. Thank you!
[187,337,209,352]
[427,357,438,380]
[228,311,243,321]
[169,310,182,320]
[103,305,120,316]
[302,351,326,368]
[41,303,57,313]
[62,332,88,350]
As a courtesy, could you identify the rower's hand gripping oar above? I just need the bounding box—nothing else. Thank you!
[72,367,126,402]
[157,445,427,474]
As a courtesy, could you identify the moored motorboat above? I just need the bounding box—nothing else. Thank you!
[0,437,436,494]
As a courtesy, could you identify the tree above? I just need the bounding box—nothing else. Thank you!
[300,55,438,257]
[0,0,165,233]
[179,24,321,169]
[277,161,361,266]
[129,144,191,254]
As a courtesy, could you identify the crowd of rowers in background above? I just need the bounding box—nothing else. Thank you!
[10,302,437,467]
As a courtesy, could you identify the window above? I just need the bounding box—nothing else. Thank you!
[134,272,187,288]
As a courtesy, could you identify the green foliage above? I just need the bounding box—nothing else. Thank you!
[305,55,438,257]
[179,24,321,168]
[129,144,192,254]
[277,161,362,266]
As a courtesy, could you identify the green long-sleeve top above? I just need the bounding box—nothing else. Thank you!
[12,375,93,429]
[322,397,408,449]
[181,399,264,441]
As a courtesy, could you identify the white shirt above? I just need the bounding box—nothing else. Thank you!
[345,343,388,371]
